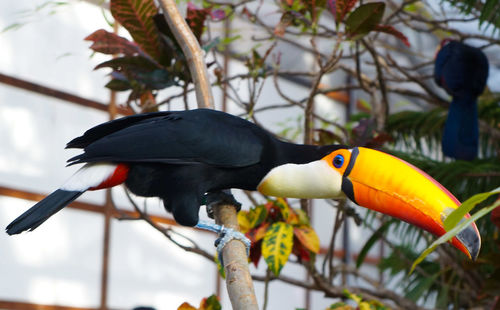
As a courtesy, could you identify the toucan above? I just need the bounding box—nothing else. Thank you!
[6,109,481,259]
[434,39,489,160]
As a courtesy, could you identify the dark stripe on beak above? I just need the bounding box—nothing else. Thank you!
[341,147,359,204]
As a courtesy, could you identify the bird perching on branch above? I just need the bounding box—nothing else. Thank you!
[434,39,489,160]
[6,109,481,260]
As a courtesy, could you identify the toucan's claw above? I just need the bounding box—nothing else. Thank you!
[205,190,242,219]
[195,220,251,265]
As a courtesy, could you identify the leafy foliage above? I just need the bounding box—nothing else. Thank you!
[85,29,145,56]
[327,0,357,26]
[110,0,163,61]
[328,290,390,309]
[444,0,500,33]
[177,294,221,310]
[85,0,225,107]
[345,2,385,40]
[273,0,410,46]
[262,222,294,276]
[238,198,320,275]
[373,24,410,47]
[387,98,500,161]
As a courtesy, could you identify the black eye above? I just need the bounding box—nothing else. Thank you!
[333,154,344,168]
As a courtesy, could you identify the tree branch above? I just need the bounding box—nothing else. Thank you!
[158,0,213,109]
[157,1,258,309]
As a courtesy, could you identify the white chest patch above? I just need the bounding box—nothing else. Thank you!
[257,160,344,199]
[61,163,118,192]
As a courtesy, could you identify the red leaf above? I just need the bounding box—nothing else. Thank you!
[110,0,163,61]
[246,223,269,243]
[274,12,294,37]
[292,237,311,262]
[85,29,142,56]
[373,24,410,47]
[328,0,358,23]
[187,2,211,41]
[249,240,262,267]
[294,225,320,253]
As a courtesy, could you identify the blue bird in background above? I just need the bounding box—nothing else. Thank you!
[434,39,489,160]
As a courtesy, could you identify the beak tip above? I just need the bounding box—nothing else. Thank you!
[456,224,481,261]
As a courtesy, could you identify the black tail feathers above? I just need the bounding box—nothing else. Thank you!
[6,189,83,235]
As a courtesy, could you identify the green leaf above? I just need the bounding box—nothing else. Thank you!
[295,209,311,226]
[248,204,267,228]
[410,192,500,274]
[94,56,158,71]
[96,56,174,90]
[443,186,500,231]
[201,294,222,310]
[105,78,131,91]
[356,220,393,268]
[406,273,439,301]
[262,222,294,276]
[202,37,221,52]
[274,198,290,221]
[1,22,25,33]
[345,2,385,40]
[214,253,225,278]
[134,69,174,89]
[110,0,163,61]
[328,302,353,310]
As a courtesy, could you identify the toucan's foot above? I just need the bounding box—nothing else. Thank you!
[195,220,251,265]
[204,190,242,219]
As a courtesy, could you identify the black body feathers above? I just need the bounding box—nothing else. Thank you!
[8,109,341,230]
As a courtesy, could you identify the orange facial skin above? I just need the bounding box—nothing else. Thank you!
[322,147,480,259]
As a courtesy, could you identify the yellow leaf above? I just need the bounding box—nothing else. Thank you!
[294,209,311,225]
[294,225,320,253]
[237,210,251,233]
[215,253,225,278]
[248,204,267,227]
[177,302,197,310]
[328,304,355,310]
[287,208,299,225]
[262,222,294,275]
[275,197,290,220]
[359,302,371,310]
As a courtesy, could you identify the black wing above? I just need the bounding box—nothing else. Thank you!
[66,111,173,148]
[67,109,265,168]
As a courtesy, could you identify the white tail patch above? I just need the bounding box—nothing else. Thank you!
[61,163,118,192]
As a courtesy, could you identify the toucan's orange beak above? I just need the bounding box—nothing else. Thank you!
[322,147,481,260]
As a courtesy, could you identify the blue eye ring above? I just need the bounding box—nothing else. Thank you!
[333,154,344,168]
